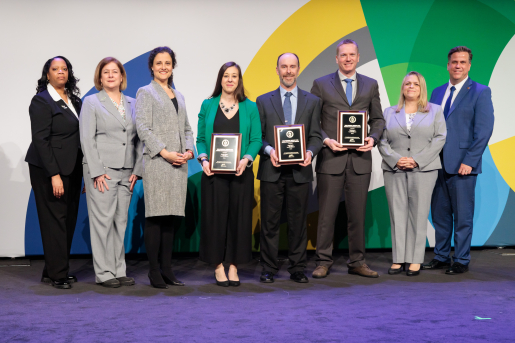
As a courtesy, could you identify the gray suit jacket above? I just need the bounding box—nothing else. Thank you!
[378,103,446,172]
[311,71,385,175]
[256,87,323,183]
[79,90,143,179]
[135,81,194,217]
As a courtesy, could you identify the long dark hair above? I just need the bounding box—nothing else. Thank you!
[148,46,177,87]
[36,56,81,104]
[210,62,247,102]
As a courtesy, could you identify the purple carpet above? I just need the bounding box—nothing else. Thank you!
[1,249,514,342]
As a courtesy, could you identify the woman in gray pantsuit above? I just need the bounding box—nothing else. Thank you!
[378,71,446,276]
[80,57,143,287]
[135,47,194,289]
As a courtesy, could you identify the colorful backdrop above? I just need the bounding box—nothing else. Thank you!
[1,0,514,257]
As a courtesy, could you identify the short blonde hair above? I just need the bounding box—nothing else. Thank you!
[94,57,127,91]
[396,71,430,113]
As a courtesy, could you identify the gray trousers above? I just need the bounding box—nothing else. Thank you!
[84,164,133,283]
[383,170,438,264]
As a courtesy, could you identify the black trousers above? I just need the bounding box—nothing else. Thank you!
[260,170,309,274]
[28,155,82,280]
[316,155,370,268]
[199,167,254,265]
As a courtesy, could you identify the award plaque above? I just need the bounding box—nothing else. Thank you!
[209,133,242,174]
[337,111,367,148]
[274,124,306,165]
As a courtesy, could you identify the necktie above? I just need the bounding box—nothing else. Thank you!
[443,86,456,120]
[284,92,292,124]
[344,78,353,106]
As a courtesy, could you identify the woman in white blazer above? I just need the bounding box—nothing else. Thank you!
[378,71,446,276]
[80,57,143,288]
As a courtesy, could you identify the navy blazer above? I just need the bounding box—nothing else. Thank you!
[25,90,82,177]
[430,78,494,174]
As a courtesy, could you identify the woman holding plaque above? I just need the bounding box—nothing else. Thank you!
[196,62,262,287]
[135,46,194,289]
[378,71,446,276]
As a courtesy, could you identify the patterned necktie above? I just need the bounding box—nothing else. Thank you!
[344,78,353,106]
[284,92,292,124]
[443,86,456,120]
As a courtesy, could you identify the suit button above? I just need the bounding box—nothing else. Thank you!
[123,129,126,132]
[123,143,126,146]
[408,136,411,139]
[408,148,410,151]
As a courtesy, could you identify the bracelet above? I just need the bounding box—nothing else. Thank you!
[187,150,194,159]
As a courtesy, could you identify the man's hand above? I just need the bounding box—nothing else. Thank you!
[356,137,374,152]
[269,148,279,167]
[458,163,472,175]
[299,151,312,167]
[325,138,348,152]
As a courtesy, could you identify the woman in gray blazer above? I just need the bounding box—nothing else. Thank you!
[80,57,143,288]
[378,71,446,276]
[135,47,194,289]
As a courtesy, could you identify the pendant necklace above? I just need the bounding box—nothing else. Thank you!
[220,101,236,113]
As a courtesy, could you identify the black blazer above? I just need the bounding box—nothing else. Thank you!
[256,87,323,183]
[25,90,82,177]
[311,71,385,175]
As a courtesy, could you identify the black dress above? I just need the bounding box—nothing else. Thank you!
[199,106,254,265]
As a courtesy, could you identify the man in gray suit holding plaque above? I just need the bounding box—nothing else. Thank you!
[311,39,385,278]
[256,53,323,283]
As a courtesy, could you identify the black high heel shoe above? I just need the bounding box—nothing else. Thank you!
[214,272,229,287]
[228,280,241,287]
[148,272,168,289]
[161,272,185,286]
[406,264,421,276]
[388,263,405,275]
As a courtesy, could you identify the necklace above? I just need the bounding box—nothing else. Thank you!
[220,101,236,113]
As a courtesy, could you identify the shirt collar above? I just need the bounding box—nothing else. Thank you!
[338,70,356,82]
[280,85,298,98]
[47,83,65,102]
[448,76,468,92]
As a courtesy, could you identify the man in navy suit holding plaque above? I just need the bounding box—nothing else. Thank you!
[256,53,323,283]
[423,46,494,274]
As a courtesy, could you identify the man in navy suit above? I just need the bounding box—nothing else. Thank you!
[423,46,494,274]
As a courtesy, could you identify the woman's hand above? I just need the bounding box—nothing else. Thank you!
[94,174,111,193]
[160,149,179,164]
[51,174,64,198]
[235,158,249,176]
[396,157,418,170]
[129,174,138,192]
[202,160,214,176]
[172,150,193,166]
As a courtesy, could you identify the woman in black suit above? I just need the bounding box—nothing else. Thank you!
[25,56,83,289]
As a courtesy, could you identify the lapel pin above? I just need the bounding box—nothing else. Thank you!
[61,105,67,109]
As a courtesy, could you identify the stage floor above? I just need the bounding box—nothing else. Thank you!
[1,249,514,342]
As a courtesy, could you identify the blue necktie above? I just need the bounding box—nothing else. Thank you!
[344,78,353,106]
[443,86,456,120]
[284,92,292,124]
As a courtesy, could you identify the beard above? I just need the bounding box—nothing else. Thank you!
[280,74,296,88]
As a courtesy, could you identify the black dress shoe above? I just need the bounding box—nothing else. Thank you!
[148,272,168,289]
[422,259,451,270]
[99,278,121,288]
[260,272,274,283]
[51,278,72,289]
[228,280,241,287]
[214,272,229,287]
[388,263,405,275]
[290,271,309,283]
[161,273,185,286]
[116,276,135,286]
[41,274,77,284]
[445,262,469,275]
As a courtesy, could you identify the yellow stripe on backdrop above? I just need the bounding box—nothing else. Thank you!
[243,0,367,249]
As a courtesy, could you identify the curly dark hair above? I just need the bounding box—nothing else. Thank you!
[36,56,81,104]
[148,46,177,87]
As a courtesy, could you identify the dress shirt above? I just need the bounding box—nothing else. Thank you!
[406,112,416,132]
[47,83,78,118]
[440,76,468,107]
[338,70,357,102]
[265,86,312,157]
[108,94,126,121]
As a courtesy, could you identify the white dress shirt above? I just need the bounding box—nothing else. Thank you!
[440,76,468,107]
[338,70,357,102]
[47,83,78,118]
